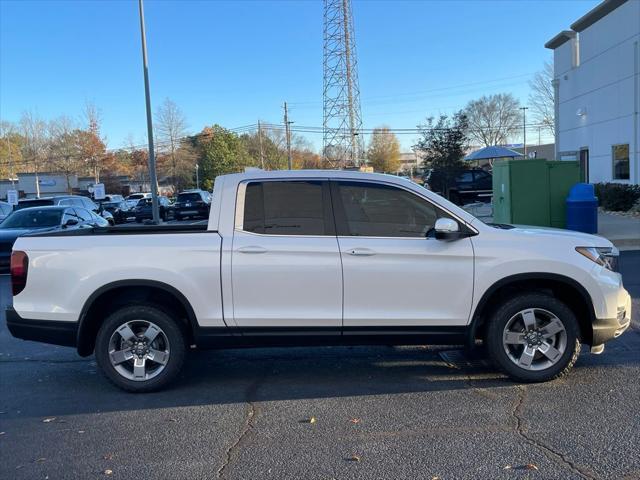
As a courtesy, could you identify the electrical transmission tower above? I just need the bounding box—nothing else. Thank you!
[323,0,364,168]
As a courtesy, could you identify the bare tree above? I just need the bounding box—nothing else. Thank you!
[464,93,521,147]
[528,61,555,135]
[20,111,49,197]
[155,98,194,191]
[49,116,82,193]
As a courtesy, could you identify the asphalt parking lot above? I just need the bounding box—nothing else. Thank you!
[0,251,638,480]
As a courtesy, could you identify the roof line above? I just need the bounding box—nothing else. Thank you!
[545,30,577,50]
[571,0,627,32]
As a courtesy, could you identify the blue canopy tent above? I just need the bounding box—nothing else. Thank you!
[464,146,523,162]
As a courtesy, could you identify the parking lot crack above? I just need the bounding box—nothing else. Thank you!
[511,385,597,480]
[216,379,262,479]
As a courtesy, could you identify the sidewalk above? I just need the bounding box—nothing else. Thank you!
[597,212,640,251]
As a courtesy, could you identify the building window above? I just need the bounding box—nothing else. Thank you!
[612,144,630,180]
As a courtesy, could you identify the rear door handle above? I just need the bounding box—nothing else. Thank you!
[347,248,376,256]
[237,246,267,254]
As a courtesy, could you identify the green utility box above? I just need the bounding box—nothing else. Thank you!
[492,159,580,227]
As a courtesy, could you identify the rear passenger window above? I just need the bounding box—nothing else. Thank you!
[243,181,327,235]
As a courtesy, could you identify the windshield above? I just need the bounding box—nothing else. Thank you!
[102,202,121,208]
[0,209,62,229]
[177,193,201,202]
[128,194,145,200]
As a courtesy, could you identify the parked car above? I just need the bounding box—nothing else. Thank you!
[99,201,135,224]
[0,206,107,273]
[134,196,174,222]
[173,189,211,220]
[6,170,631,392]
[424,169,493,205]
[0,201,13,222]
[101,194,125,203]
[17,195,115,225]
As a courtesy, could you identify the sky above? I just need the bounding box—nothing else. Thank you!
[0,0,601,151]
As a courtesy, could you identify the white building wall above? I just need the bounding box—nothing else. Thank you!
[554,0,640,184]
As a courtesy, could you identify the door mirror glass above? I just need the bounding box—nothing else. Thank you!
[64,218,79,227]
[434,218,460,240]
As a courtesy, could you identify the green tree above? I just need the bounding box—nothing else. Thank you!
[414,112,469,199]
[367,126,401,172]
[192,125,252,190]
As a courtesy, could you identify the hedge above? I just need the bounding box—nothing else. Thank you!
[593,183,640,211]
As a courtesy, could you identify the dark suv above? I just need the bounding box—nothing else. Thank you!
[425,169,492,205]
[173,190,211,220]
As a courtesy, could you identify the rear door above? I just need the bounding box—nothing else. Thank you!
[230,179,342,328]
[332,180,474,328]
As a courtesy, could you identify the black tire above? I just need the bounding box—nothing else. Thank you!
[485,293,581,382]
[95,305,187,393]
[174,213,182,222]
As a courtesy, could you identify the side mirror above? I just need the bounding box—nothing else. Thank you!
[63,219,79,228]
[434,218,460,240]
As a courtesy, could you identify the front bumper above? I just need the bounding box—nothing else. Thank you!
[6,307,77,348]
[591,289,632,350]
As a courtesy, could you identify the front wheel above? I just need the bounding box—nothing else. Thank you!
[485,293,581,382]
[95,305,187,392]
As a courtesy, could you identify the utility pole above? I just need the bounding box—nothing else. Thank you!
[520,106,529,158]
[6,137,14,187]
[195,163,199,189]
[284,102,292,170]
[138,0,160,224]
[258,120,265,169]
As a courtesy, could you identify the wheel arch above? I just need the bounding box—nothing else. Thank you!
[468,273,596,347]
[76,279,198,356]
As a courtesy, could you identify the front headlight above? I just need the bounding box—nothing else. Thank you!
[575,246,619,272]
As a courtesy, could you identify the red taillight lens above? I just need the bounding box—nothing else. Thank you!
[10,250,28,296]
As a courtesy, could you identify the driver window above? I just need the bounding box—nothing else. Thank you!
[336,181,440,237]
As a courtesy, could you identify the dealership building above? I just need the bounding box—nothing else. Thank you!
[545,0,639,185]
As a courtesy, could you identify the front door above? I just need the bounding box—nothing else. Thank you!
[231,180,342,328]
[332,180,474,328]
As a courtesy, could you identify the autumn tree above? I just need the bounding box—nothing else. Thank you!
[529,61,555,135]
[414,112,469,199]
[464,93,520,147]
[81,102,106,182]
[367,127,401,173]
[0,121,24,179]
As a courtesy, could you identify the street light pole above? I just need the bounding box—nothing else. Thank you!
[195,163,199,189]
[138,0,160,224]
[520,106,529,158]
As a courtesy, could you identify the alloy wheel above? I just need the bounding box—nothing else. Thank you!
[108,320,170,381]
[502,308,567,371]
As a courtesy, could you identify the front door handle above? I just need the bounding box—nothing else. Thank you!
[237,246,267,254]
[347,248,376,256]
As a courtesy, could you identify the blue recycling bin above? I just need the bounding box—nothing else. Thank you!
[566,183,598,233]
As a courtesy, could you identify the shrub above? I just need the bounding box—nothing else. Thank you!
[593,183,640,211]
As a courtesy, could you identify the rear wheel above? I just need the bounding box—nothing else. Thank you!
[95,305,186,392]
[485,293,580,382]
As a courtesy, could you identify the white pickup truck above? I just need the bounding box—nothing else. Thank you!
[6,170,631,392]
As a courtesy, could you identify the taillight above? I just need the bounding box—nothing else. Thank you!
[10,250,28,296]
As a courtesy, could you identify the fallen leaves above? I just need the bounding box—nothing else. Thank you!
[349,418,361,424]
[103,453,114,461]
[104,469,113,476]
[504,463,539,471]
[346,455,361,462]
[42,417,56,423]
